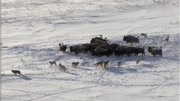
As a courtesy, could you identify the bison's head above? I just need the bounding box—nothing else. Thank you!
[148,46,152,52]
[70,46,73,52]
[123,36,127,41]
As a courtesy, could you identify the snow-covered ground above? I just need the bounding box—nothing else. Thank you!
[1,0,179,101]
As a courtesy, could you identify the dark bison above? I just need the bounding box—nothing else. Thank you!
[124,47,137,56]
[123,35,139,45]
[148,46,162,57]
[92,47,112,57]
[115,46,143,57]
[82,43,101,53]
[109,43,120,53]
[115,45,127,57]
[148,46,157,52]
[90,37,109,45]
[134,46,145,56]
[83,40,110,53]
[82,43,93,53]
[70,45,88,55]
[59,43,67,53]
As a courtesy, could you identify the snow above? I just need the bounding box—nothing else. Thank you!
[1,0,179,101]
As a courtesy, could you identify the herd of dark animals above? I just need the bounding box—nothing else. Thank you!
[52,33,167,72]
[59,34,163,57]
[10,34,169,75]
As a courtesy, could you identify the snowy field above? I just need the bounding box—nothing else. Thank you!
[1,0,180,101]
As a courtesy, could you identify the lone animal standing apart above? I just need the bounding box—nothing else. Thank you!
[59,43,67,53]
[148,46,162,57]
[136,58,140,64]
[141,33,147,38]
[59,63,67,72]
[72,62,79,68]
[12,70,21,75]
[49,61,57,67]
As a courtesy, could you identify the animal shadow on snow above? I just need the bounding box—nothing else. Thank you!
[161,56,179,61]
[143,55,161,62]
[64,71,79,75]
[107,67,138,74]
[19,75,32,80]
[79,67,92,71]
[141,63,156,68]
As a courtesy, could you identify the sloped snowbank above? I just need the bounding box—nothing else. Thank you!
[1,0,179,101]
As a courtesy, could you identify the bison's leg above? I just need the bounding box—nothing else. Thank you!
[106,54,109,57]
[130,43,133,47]
[74,51,78,55]
[117,54,120,57]
[127,53,131,57]
[142,52,145,56]
[18,72,21,75]
[135,53,138,56]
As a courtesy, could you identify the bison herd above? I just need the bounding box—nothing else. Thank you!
[59,34,163,57]
[10,34,169,75]
[52,34,169,72]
